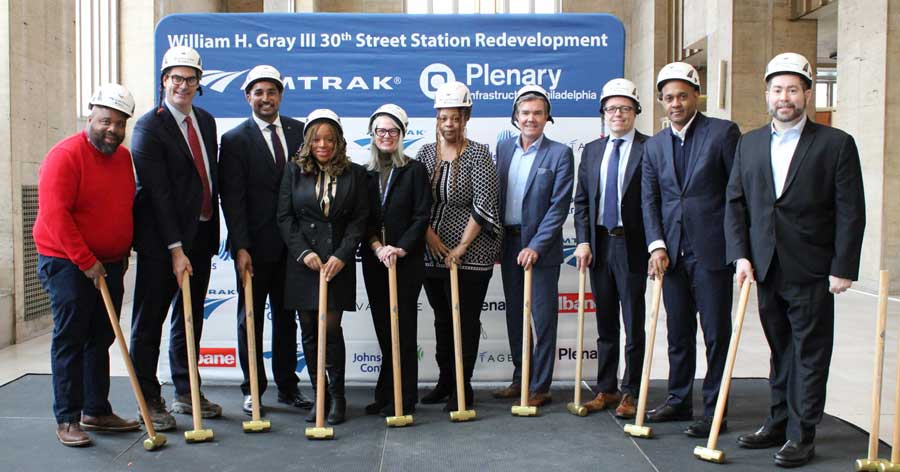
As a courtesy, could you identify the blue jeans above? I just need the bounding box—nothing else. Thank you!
[38,255,124,424]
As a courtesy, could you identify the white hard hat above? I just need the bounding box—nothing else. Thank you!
[306,108,342,134]
[160,46,203,74]
[511,84,554,126]
[600,78,641,114]
[369,104,409,135]
[433,81,473,109]
[765,52,813,85]
[656,62,700,91]
[242,65,283,92]
[89,83,135,117]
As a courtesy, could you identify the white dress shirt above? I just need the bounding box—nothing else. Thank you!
[597,128,636,228]
[252,113,288,163]
[165,100,214,249]
[770,115,806,198]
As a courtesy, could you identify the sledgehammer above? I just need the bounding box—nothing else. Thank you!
[98,277,167,451]
[181,275,214,443]
[694,278,752,464]
[305,271,335,439]
[856,271,890,470]
[566,267,589,417]
[241,275,271,433]
[511,267,538,417]
[449,262,476,422]
[879,272,900,472]
[385,264,413,427]
[624,275,663,439]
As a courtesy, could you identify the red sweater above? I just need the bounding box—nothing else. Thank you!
[33,131,135,270]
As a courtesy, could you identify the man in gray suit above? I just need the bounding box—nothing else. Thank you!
[492,85,574,406]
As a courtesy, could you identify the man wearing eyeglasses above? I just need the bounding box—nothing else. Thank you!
[641,62,741,438]
[219,65,311,416]
[130,46,221,431]
[572,78,648,419]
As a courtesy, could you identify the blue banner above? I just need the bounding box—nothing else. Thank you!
[154,13,624,118]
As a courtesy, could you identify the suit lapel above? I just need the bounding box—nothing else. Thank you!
[622,133,645,191]
[160,108,194,165]
[523,137,551,196]
[661,131,679,194]
[246,119,277,173]
[327,169,352,219]
[778,120,817,200]
[682,113,709,190]
[498,140,513,208]
[591,137,609,205]
[283,118,303,157]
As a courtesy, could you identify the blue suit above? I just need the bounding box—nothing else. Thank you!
[497,135,574,394]
[641,112,740,416]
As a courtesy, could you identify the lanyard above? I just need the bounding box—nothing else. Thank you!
[379,166,395,207]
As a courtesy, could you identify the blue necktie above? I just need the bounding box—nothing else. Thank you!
[602,138,624,229]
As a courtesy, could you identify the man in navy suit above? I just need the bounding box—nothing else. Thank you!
[726,53,865,467]
[492,85,574,406]
[219,65,311,416]
[130,46,221,431]
[641,62,740,437]
[572,78,648,419]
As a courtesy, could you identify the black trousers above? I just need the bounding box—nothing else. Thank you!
[39,256,124,424]
[757,254,834,443]
[130,221,213,399]
[423,269,492,392]
[363,259,422,407]
[235,258,300,397]
[590,233,646,396]
[663,240,732,416]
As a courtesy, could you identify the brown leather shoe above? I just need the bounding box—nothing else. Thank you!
[526,392,552,407]
[492,383,521,399]
[81,413,140,432]
[614,394,637,419]
[57,422,92,447]
[583,391,622,413]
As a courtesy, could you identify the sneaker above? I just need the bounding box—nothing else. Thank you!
[57,422,91,447]
[171,393,222,419]
[80,413,140,432]
[139,397,176,432]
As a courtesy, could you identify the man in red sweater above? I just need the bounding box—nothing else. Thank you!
[34,83,140,447]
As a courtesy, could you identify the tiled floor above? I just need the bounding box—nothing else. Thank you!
[3,280,898,446]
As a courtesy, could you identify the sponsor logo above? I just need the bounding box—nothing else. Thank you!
[558,292,596,313]
[203,296,234,319]
[478,351,514,364]
[351,352,383,373]
[418,62,563,100]
[418,63,456,99]
[562,240,579,268]
[263,346,307,373]
[201,68,399,93]
[198,347,237,367]
[558,347,599,361]
[352,129,426,150]
[201,69,251,93]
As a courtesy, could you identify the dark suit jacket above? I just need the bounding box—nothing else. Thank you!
[642,112,740,270]
[496,136,575,267]
[219,116,304,263]
[573,131,649,273]
[277,162,369,311]
[132,105,219,258]
[725,120,865,283]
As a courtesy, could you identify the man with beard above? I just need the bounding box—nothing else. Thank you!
[725,52,865,468]
[219,65,311,415]
[641,62,740,438]
[34,84,140,446]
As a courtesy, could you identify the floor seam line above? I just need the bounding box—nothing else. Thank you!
[378,422,388,471]
[607,409,660,472]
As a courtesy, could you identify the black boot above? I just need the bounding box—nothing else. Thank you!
[300,314,325,423]
[325,329,346,425]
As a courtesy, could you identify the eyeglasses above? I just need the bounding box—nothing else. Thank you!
[603,105,635,115]
[168,74,199,87]
[374,128,401,138]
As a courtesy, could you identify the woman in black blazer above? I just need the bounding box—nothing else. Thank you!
[359,105,432,416]
[276,109,369,425]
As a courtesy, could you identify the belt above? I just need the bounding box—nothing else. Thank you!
[505,225,522,236]
[597,225,625,237]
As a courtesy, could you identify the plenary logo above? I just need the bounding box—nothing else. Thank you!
[198,347,237,368]
[203,296,234,319]
[558,347,599,361]
[419,63,456,100]
[263,349,307,374]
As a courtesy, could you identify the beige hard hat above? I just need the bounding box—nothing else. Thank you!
[369,104,409,135]
[600,78,641,114]
[765,52,813,85]
[433,81,473,109]
[656,62,700,91]
[306,108,342,134]
[242,65,284,92]
[511,84,554,126]
[160,46,203,74]
[89,83,135,117]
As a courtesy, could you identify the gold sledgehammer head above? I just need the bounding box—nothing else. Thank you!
[449,409,476,422]
[184,428,214,443]
[511,405,538,417]
[694,446,725,464]
[879,460,900,471]
[386,415,413,427]
[142,433,167,451]
[242,419,272,433]
[305,426,335,440]
[566,402,587,417]
[855,459,886,471]
[623,423,653,438]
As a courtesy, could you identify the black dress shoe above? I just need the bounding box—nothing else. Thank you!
[241,395,265,417]
[737,426,787,449]
[365,400,388,415]
[327,398,346,425]
[421,384,451,404]
[684,416,726,438]
[774,440,815,468]
[278,390,313,409]
[645,403,693,423]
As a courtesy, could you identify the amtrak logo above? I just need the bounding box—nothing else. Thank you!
[201,69,250,93]
[353,135,425,150]
[263,349,307,373]
[562,241,579,268]
[419,63,456,99]
[203,296,234,319]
